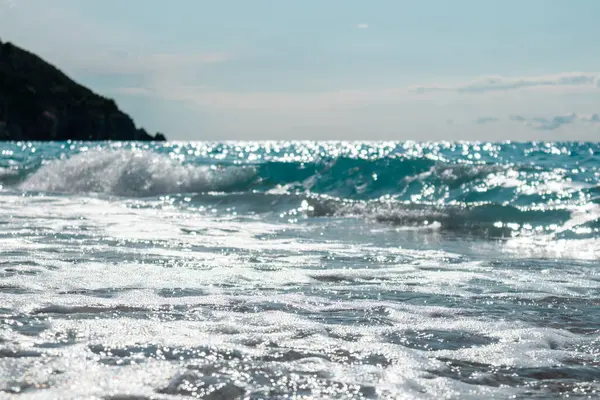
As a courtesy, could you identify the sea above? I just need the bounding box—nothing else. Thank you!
[0,141,598,399]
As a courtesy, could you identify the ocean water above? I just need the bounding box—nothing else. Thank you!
[0,141,599,399]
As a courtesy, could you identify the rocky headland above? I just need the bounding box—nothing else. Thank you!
[0,40,166,141]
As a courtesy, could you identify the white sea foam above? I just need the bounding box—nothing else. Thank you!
[0,191,598,398]
[2,142,600,398]
[19,149,256,196]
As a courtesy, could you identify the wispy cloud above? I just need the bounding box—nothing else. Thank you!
[476,113,600,131]
[475,117,499,124]
[113,71,600,113]
[509,115,527,122]
[357,23,369,29]
[412,73,600,94]
[510,113,600,131]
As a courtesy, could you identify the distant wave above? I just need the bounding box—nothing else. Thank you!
[298,196,588,238]
[9,147,594,202]
[4,144,600,239]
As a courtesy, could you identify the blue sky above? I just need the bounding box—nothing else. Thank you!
[2,0,600,140]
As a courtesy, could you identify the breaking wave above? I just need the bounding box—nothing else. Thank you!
[18,149,257,197]
[1,142,599,239]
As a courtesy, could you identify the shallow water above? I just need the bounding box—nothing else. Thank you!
[0,141,598,399]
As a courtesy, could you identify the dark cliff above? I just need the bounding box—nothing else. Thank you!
[0,40,166,141]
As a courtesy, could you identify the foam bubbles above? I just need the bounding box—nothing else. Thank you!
[19,149,257,197]
[2,142,600,398]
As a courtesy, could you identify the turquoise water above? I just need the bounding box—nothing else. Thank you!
[0,141,598,398]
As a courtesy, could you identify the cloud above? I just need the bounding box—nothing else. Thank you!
[357,23,369,29]
[112,87,405,110]
[509,115,527,122]
[475,117,499,124]
[412,73,600,94]
[584,114,600,123]
[530,114,578,131]
[112,70,600,114]
[507,113,600,131]
[475,113,600,131]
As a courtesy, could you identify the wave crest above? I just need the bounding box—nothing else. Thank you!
[19,150,257,197]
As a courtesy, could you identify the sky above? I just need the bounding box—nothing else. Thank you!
[1,0,600,141]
